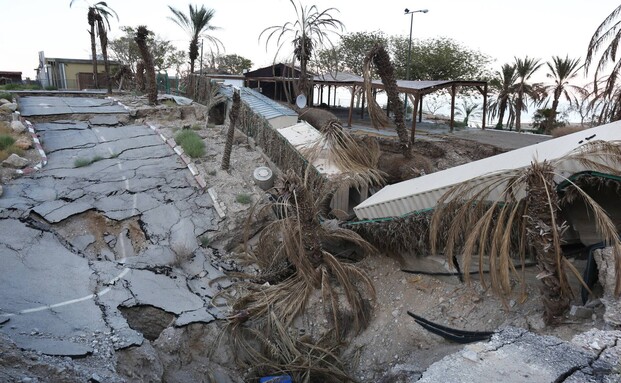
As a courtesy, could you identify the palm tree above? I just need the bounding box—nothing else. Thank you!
[586,4,621,106]
[93,5,118,93]
[543,56,586,133]
[70,1,117,89]
[429,141,621,324]
[513,56,544,132]
[135,26,157,105]
[456,99,481,126]
[260,0,344,99]
[168,4,222,75]
[488,63,517,129]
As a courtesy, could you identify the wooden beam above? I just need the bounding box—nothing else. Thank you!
[450,84,456,133]
[333,85,337,105]
[348,85,355,127]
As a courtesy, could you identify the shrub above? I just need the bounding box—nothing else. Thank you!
[175,130,205,158]
[235,193,252,204]
[0,135,15,150]
[0,92,12,101]
[44,86,58,91]
[200,236,210,247]
[191,123,202,130]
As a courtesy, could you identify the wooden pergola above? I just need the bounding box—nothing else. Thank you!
[313,73,488,135]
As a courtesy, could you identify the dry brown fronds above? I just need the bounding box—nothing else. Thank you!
[428,140,621,322]
[227,310,355,382]
[301,119,385,190]
[225,170,376,340]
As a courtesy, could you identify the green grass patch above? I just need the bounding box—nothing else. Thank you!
[199,236,210,247]
[73,154,108,168]
[0,84,41,91]
[191,124,202,130]
[207,123,216,129]
[235,193,252,205]
[175,130,205,158]
[0,135,15,150]
[0,92,12,101]
[74,158,93,168]
[163,100,176,107]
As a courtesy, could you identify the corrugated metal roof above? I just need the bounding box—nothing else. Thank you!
[354,123,621,220]
[220,86,297,120]
[314,72,363,83]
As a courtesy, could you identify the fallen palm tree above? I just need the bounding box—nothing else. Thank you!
[428,140,621,324]
[219,170,377,381]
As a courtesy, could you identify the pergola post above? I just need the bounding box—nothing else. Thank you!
[327,85,331,107]
[410,94,419,144]
[360,90,366,118]
[450,84,456,133]
[333,85,337,106]
[348,85,355,127]
[419,95,423,122]
[482,83,488,129]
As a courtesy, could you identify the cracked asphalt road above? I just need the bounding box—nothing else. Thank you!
[0,97,227,357]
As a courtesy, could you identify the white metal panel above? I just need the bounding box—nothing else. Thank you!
[354,122,621,220]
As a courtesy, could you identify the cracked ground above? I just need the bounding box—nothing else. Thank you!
[0,98,228,360]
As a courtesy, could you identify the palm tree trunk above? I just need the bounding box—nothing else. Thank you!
[221,90,240,170]
[525,162,570,324]
[135,27,157,105]
[96,18,112,94]
[367,44,412,159]
[497,98,507,129]
[88,13,99,89]
[136,61,145,92]
[516,90,523,132]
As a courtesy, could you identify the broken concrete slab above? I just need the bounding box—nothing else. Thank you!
[33,200,93,223]
[11,336,92,357]
[89,115,119,126]
[120,269,205,315]
[175,308,215,327]
[417,327,594,383]
[68,233,96,252]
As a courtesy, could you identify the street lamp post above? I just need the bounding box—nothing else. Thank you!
[403,8,428,119]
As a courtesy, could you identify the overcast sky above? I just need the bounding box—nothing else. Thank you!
[1,0,620,83]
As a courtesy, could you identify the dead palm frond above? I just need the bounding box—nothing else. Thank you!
[224,170,376,335]
[226,310,355,382]
[301,118,385,190]
[429,140,621,323]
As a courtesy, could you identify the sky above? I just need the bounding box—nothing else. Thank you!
[0,0,620,84]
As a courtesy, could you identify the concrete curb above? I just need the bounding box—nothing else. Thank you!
[146,122,208,190]
[15,114,48,175]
